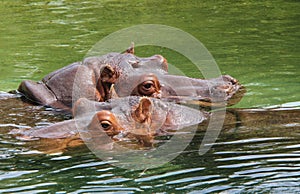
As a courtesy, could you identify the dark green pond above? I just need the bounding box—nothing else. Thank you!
[0,0,299,193]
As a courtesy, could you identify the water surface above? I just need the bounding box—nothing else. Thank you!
[0,0,299,193]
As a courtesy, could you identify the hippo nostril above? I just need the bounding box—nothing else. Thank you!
[153,92,162,99]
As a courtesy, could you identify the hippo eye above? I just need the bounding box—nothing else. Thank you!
[142,82,154,90]
[100,121,112,130]
[143,83,152,89]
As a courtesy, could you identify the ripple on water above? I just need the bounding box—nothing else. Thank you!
[50,155,72,160]
[51,161,117,174]
[0,182,57,193]
[175,178,229,191]
[70,186,143,193]
[0,170,38,181]
[208,126,300,193]
[230,166,300,179]
[87,177,132,185]
[166,175,220,185]
[209,137,290,146]
[215,153,300,162]
[134,167,205,182]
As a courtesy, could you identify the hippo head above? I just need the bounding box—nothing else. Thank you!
[123,43,168,72]
[113,68,245,108]
[113,72,161,99]
[73,97,206,146]
[83,48,168,81]
[17,43,244,112]
[83,51,244,107]
[79,51,168,102]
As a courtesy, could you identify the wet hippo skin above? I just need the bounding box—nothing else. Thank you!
[17,45,244,112]
[3,93,298,152]
[10,97,207,147]
[17,50,168,112]
[115,71,245,107]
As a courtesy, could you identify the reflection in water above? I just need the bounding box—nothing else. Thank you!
[0,96,299,193]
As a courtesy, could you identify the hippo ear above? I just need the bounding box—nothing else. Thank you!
[124,42,134,54]
[100,64,116,82]
[108,84,119,99]
[133,98,152,123]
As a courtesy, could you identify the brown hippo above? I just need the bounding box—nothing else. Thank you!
[17,45,244,112]
[115,71,244,107]
[7,93,299,153]
[10,96,207,148]
[18,48,167,112]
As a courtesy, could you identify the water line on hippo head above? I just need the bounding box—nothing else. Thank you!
[73,24,227,170]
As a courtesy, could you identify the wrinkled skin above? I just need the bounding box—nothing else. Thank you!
[17,45,244,112]
[7,45,246,152]
[11,97,206,147]
[5,93,299,153]
[115,71,244,107]
[18,49,167,112]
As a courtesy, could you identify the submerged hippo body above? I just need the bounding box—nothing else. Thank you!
[18,45,244,111]
[11,96,207,147]
[18,50,168,112]
[7,93,299,152]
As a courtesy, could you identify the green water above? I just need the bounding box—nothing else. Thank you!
[0,0,299,107]
[0,0,299,193]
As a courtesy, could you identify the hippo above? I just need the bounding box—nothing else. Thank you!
[17,46,168,112]
[17,45,244,112]
[115,71,244,107]
[10,96,207,148]
[6,93,299,153]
